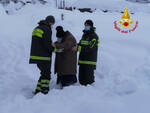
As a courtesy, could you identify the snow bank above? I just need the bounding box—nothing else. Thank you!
[65,0,150,13]
[1,0,150,14]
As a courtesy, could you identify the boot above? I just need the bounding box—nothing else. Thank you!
[34,79,42,95]
[41,79,50,94]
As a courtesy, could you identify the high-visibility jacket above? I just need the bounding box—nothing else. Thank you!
[29,20,54,64]
[78,28,99,68]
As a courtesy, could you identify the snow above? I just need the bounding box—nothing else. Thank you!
[0,4,6,15]
[65,0,150,13]
[0,1,150,113]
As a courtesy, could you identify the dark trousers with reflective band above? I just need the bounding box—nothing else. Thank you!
[35,62,51,94]
[37,62,51,79]
[79,65,95,86]
[57,75,77,87]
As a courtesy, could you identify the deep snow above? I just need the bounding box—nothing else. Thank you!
[65,0,150,13]
[0,1,150,113]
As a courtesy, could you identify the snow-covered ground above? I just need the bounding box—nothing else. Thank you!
[65,0,150,13]
[3,0,150,14]
[0,1,150,113]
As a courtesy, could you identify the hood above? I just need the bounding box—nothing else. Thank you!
[38,20,50,26]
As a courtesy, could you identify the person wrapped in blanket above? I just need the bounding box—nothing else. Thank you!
[52,26,77,88]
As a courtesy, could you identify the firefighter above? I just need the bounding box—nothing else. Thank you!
[29,15,55,94]
[74,20,99,86]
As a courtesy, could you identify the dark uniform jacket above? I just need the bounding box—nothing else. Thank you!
[54,31,77,75]
[78,28,99,69]
[29,20,54,64]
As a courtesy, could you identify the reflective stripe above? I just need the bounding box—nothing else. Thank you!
[81,39,99,46]
[32,28,44,38]
[79,60,96,65]
[90,39,97,48]
[30,56,51,61]
[41,84,49,88]
[41,80,50,84]
[97,40,100,45]
[36,86,41,91]
[34,29,44,34]
[54,48,57,53]
[81,40,89,45]
[32,32,42,38]
[41,80,50,88]
[78,46,82,52]
[37,82,41,86]
[92,39,96,41]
